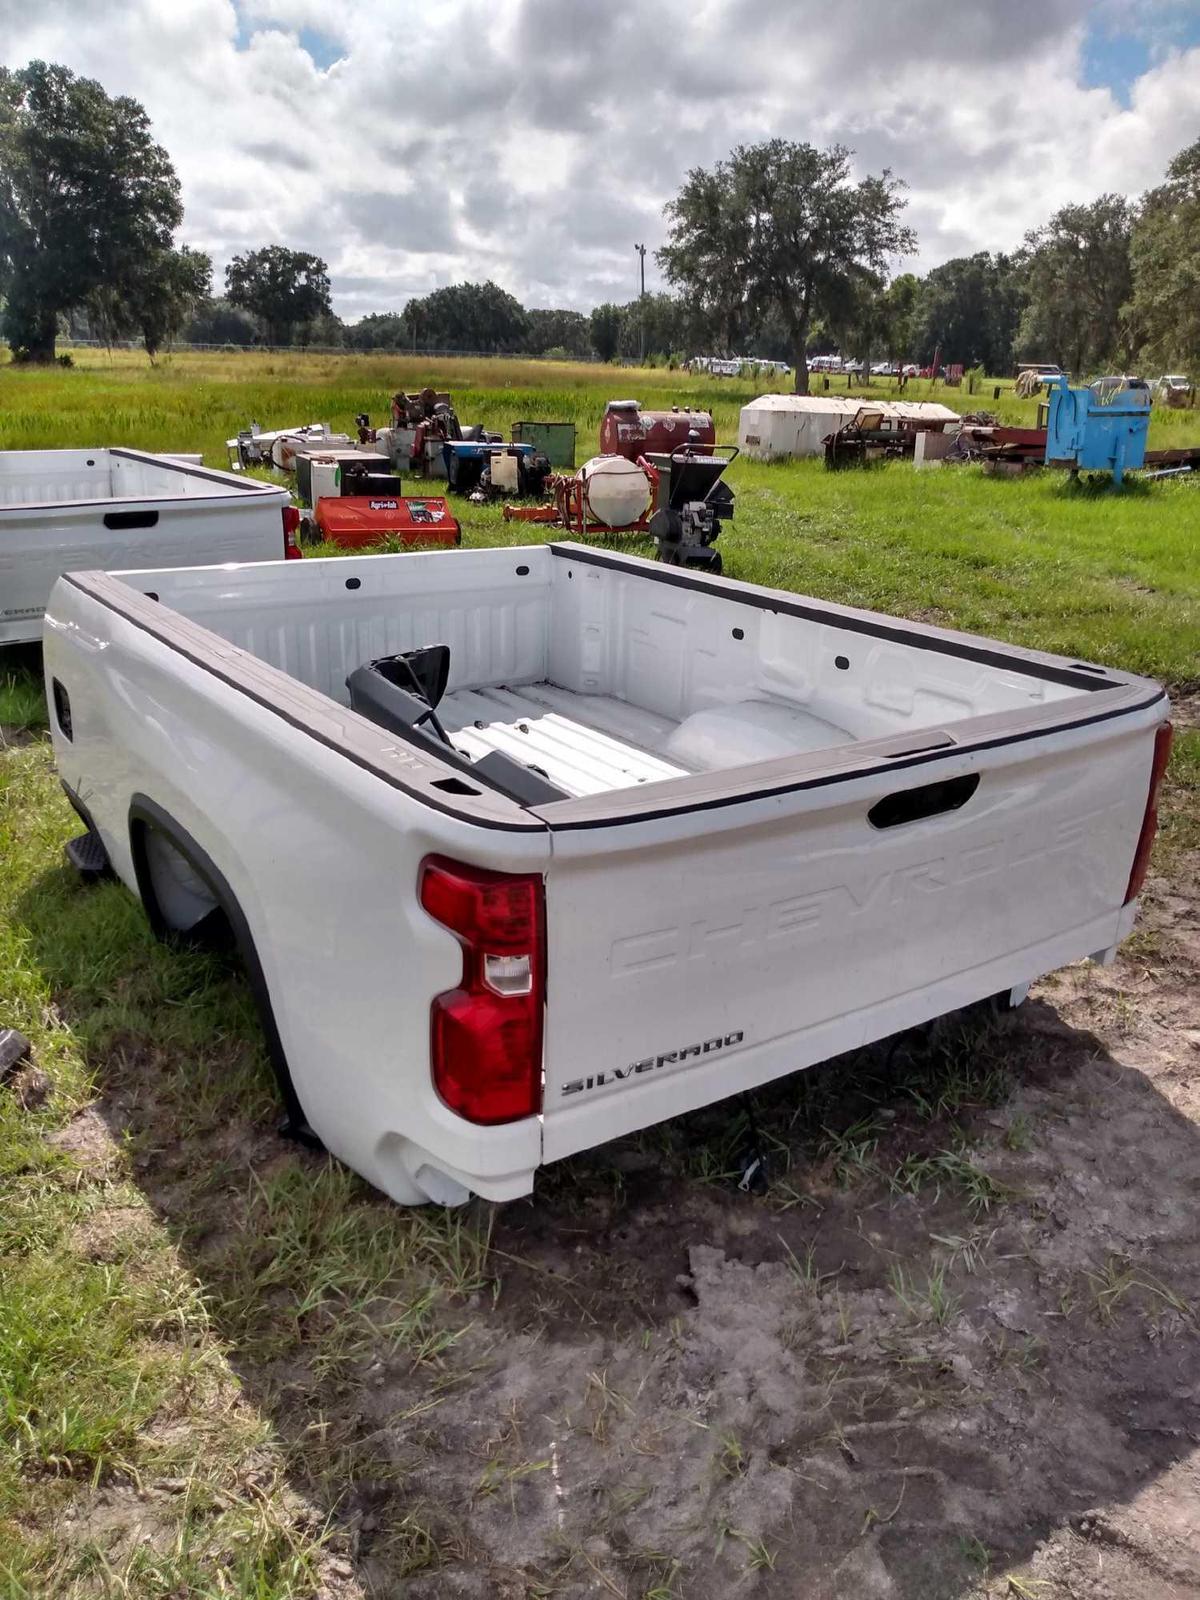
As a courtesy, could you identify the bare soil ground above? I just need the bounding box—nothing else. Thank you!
[32,828,1194,1599]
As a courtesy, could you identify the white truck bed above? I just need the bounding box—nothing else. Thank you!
[0,448,292,644]
[43,543,1171,1207]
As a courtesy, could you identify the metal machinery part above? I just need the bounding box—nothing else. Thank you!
[644,445,737,573]
[501,443,737,571]
[600,399,715,461]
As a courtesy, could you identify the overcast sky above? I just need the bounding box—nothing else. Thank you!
[2,0,1198,322]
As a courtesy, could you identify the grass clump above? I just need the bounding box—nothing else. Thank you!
[0,738,483,1593]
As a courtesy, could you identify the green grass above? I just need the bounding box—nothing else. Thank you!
[4,346,1198,456]
[0,349,1198,1593]
[3,349,1197,684]
[1,658,46,734]
[0,747,482,1592]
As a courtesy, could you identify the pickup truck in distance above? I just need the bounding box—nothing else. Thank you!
[44,543,1172,1206]
[0,448,296,645]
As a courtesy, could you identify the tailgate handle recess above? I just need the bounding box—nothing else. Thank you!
[103,509,159,530]
[869,773,979,830]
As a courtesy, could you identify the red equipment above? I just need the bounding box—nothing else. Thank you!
[600,400,714,461]
[1125,722,1174,905]
[502,458,661,536]
[314,494,461,550]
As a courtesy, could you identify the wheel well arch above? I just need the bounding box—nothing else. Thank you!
[127,794,316,1144]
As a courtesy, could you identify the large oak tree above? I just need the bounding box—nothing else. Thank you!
[908,253,1026,372]
[1016,196,1136,375]
[225,245,332,346]
[399,279,527,354]
[88,243,211,361]
[1128,138,1200,370]
[0,61,183,361]
[657,140,916,393]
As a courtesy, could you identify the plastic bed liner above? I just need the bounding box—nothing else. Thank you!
[439,683,692,797]
[438,682,861,799]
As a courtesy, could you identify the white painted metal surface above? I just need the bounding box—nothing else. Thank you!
[43,543,1168,1206]
[0,448,290,645]
[738,394,862,458]
[738,394,960,459]
[578,456,653,527]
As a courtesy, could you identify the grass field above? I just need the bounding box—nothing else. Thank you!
[2,349,1197,685]
[2,352,1199,1597]
[3,346,1199,456]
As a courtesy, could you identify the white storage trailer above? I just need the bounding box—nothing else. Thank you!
[738,395,863,459]
[738,395,961,461]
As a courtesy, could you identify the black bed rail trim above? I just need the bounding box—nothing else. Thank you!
[532,688,1168,829]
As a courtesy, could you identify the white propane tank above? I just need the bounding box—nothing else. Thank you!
[578,455,652,528]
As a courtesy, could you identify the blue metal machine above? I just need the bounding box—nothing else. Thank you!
[1042,374,1151,485]
[442,439,537,493]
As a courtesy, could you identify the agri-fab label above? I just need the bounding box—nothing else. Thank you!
[560,1030,744,1097]
[369,499,399,511]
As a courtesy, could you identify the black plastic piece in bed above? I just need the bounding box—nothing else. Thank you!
[346,648,568,807]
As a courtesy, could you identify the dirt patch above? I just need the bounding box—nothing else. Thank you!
[46,1105,123,1171]
[48,844,1200,1599]
[386,851,1200,1597]
[70,1204,157,1265]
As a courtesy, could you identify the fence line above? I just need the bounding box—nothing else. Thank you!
[55,339,790,371]
[56,339,607,361]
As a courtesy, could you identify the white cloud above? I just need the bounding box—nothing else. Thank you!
[0,0,1196,319]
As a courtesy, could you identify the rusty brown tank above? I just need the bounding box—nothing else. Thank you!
[599,400,715,462]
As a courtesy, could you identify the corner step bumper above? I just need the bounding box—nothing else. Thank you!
[65,829,114,882]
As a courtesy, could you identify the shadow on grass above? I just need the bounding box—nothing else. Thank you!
[0,645,46,735]
[13,845,1200,1599]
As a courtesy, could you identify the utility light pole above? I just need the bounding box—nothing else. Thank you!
[635,242,646,366]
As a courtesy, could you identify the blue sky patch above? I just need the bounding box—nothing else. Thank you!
[297,27,344,71]
[230,5,343,70]
[1081,26,1151,104]
[1082,3,1200,106]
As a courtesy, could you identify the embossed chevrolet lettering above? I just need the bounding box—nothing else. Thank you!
[560,1031,745,1097]
[610,807,1116,977]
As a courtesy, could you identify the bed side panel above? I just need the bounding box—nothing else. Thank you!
[117,547,553,703]
[43,581,550,1201]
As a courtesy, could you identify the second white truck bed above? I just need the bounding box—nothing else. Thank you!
[0,447,291,645]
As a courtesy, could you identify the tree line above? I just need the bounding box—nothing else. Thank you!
[159,282,713,365]
[655,137,1199,391]
[2,61,1196,392]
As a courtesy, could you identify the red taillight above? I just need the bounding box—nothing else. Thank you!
[1124,721,1173,905]
[282,505,303,559]
[419,856,545,1124]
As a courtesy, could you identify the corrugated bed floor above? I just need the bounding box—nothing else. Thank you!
[439,682,692,798]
